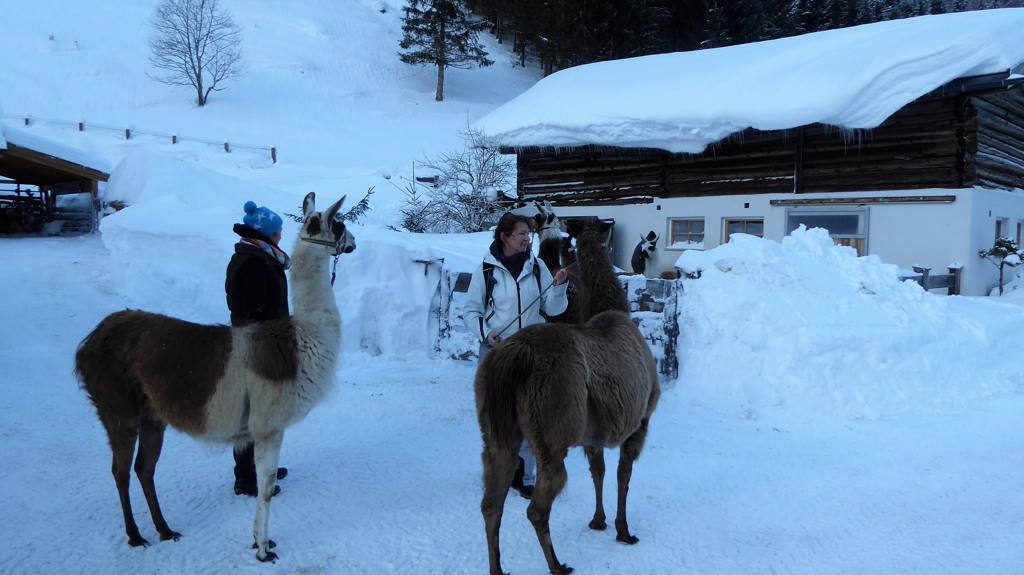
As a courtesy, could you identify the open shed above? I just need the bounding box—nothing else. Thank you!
[0,120,110,234]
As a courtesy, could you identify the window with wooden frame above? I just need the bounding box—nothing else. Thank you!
[667,218,705,249]
[785,208,868,256]
[723,218,764,242]
[995,218,1005,240]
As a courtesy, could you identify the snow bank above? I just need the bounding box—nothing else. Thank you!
[478,9,1024,153]
[100,152,492,356]
[675,227,1024,418]
[99,153,298,319]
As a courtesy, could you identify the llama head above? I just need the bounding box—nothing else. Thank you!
[639,230,658,255]
[300,192,357,255]
[567,217,613,253]
[532,200,561,238]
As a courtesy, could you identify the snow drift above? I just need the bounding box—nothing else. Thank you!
[675,227,1024,418]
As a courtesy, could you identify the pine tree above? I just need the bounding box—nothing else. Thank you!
[929,0,946,13]
[728,0,770,43]
[399,0,494,101]
[703,0,730,47]
[979,237,1021,296]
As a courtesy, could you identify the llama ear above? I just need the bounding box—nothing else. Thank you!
[325,195,347,221]
[303,192,316,218]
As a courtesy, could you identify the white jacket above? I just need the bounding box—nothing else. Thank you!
[463,251,569,342]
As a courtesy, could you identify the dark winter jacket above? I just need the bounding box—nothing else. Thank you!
[225,224,289,326]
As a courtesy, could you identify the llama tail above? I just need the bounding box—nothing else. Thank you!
[74,311,139,405]
[475,340,534,453]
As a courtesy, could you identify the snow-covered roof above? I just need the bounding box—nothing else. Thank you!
[477,9,1024,154]
[0,119,111,175]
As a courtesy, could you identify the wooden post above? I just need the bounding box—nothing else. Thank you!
[23,117,29,126]
[125,128,131,140]
[78,122,84,132]
[271,147,277,164]
[912,266,931,290]
[172,134,177,144]
[793,126,805,193]
[435,267,452,358]
[947,266,962,296]
[224,142,231,153]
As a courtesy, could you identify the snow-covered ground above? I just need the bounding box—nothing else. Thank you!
[2,235,1024,575]
[3,1,1024,574]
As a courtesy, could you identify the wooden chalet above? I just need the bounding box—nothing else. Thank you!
[503,71,1024,207]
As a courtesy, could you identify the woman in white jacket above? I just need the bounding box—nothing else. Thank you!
[464,212,568,498]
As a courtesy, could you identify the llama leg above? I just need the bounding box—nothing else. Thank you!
[614,418,650,545]
[583,446,607,530]
[527,450,572,575]
[480,447,517,575]
[135,415,180,542]
[109,424,147,547]
[252,431,283,562]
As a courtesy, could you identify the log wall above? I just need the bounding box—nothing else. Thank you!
[513,85,1024,206]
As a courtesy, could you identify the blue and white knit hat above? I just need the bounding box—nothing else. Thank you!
[242,201,283,238]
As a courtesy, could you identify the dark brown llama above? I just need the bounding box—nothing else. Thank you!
[475,218,660,575]
[75,193,355,562]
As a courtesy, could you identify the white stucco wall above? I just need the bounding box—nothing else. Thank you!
[966,188,1024,295]
[521,187,1024,296]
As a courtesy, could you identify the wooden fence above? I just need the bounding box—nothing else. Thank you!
[431,262,681,380]
[2,114,278,163]
[898,265,962,295]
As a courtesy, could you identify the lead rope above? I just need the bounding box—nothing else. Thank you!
[330,254,340,286]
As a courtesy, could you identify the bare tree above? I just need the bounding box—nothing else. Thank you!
[398,128,514,233]
[149,0,243,107]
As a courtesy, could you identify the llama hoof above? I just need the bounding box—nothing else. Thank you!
[159,531,182,542]
[256,550,278,563]
[550,563,573,574]
[616,532,640,545]
[251,539,277,550]
[127,535,150,548]
[588,518,607,531]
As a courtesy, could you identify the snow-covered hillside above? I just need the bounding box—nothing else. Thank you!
[1,0,537,221]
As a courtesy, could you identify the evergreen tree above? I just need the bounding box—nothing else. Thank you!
[704,0,732,47]
[728,0,770,43]
[951,0,967,11]
[930,0,947,13]
[399,0,494,101]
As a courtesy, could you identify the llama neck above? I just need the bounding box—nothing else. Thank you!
[576,233,628,320]
[288,241,341,334]
[537,235,562,274]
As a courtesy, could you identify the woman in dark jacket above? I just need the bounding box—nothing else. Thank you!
[224,201,290,496]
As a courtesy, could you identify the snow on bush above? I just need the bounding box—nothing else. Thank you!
[675,227,1024,418]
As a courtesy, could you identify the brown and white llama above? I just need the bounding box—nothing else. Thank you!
[475,217,660,575]
[533,201,580,324]
[75,192,354,562]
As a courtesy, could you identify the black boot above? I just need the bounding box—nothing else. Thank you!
[510,457,534,499]
[233,443,286,496]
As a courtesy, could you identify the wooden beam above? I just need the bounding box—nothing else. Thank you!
[769,195,956,206]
